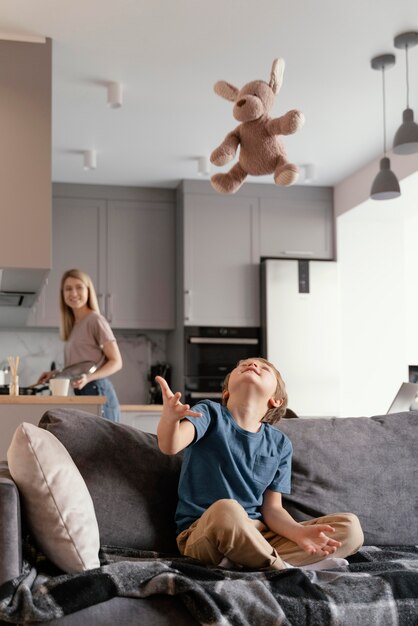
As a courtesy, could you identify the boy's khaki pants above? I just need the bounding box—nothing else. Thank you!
[176,499,364,570]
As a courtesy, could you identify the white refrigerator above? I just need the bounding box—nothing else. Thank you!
[261,259,340,417]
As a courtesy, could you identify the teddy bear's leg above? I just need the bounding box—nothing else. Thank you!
[211,163,248,194]
[274,163,299,186]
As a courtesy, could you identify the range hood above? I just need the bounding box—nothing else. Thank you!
[0,268,47,307]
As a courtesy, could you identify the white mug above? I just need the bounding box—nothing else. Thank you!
[49,378,70,396]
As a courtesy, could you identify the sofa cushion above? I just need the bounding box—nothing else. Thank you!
[39,409,182,554]
[7,422,100,573]
[278,411,418,545]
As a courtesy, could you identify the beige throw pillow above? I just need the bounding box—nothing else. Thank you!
[7,422,100,573]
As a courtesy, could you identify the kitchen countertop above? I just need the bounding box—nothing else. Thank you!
[120,405,162,412]
[0,396,106,405]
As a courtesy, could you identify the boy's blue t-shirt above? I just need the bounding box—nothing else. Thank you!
[175,400,293,534]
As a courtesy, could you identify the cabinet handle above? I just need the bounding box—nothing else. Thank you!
[281,250,314,257]
[184,290,192,322]
[189,337,259,345]
[97,293,105,315]
[106,293,113,324]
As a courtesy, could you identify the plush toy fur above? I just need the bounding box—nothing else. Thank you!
[210,58,305,194]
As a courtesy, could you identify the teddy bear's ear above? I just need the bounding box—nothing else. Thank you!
[269,58,285,94]
[214,81,239,102]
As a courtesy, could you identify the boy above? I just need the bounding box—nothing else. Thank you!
[156,358,363,570]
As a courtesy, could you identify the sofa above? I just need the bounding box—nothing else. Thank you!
[0,408,417,626]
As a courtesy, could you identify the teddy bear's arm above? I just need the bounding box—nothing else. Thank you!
[210,129,241,166]
[267,110,305,136]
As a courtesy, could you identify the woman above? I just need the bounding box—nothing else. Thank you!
[39,269,123,421]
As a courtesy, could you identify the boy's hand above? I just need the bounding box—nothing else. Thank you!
[294,524,342,556]
[155,376,202,423]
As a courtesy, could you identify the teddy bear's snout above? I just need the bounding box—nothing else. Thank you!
[233,94,264,122]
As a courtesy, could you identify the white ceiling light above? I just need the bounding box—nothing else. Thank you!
[300,163,317,184]
[83,150,97,170]
[197,156,210,176]
[107,82,123,108]
[393,31,418,155]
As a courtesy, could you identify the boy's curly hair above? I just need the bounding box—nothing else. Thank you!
[221,357,288,424]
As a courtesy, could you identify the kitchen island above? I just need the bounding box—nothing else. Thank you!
[0,396,106,460]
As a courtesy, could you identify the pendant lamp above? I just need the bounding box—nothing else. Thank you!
[393,31,418,154]
[370,54,401,200]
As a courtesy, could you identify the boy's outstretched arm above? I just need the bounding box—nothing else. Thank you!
[261,490,342,557]
[155,376,202,455]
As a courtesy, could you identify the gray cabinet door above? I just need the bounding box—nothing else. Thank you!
[106,201,175,329]
[28,197,104,327]
[183,193,259,326]
[30,197,175,330]
[259,198,334,259]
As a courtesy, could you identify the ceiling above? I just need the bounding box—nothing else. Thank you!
[2,0,418,189]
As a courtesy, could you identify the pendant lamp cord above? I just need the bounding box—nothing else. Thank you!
[405,44,410,108]
[381,67,387,155]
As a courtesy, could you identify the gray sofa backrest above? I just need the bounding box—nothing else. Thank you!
[278,412,418,545]
[39,409,182,554]
[38,409,418,550]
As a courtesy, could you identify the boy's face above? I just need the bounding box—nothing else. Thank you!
[226,359,280,406]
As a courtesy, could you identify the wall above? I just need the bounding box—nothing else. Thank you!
[336,171,418,416]
[404,212,418,367]
[0,329,167,404]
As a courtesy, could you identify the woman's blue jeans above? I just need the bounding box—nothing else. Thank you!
[74,378,120,422]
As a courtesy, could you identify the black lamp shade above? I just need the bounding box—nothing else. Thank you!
[370,157,401,200]
[393,108,418,154]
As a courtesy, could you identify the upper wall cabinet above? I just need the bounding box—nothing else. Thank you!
[259,188,334,260]
[106,200,175,329]
[28,197,103,328]
[29,190,175,330]
[180,185,260,327]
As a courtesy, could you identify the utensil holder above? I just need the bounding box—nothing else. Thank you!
[9,375,19,396]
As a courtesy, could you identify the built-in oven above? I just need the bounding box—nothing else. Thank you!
[184,326,260,405]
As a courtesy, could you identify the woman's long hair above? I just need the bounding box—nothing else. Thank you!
[59,269,100,340]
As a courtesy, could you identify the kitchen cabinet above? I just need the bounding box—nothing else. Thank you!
[0,39,51,280]
[120,405,162,434]
[181,189,260,327]
[105,201,175,328]
[177,182,334,328]
[259,191,334,260]
[28,197,103,327]
[29,193,175,329]
[168,181,334,395]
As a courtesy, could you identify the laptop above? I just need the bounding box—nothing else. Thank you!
[387,382,418,414]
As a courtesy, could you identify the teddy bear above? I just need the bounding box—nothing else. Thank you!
[210,58,305,194]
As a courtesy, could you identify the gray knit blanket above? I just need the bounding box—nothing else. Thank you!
[0,544,417,625]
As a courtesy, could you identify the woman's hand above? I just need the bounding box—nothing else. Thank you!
[294,524,342,556]
[71,373,89,390]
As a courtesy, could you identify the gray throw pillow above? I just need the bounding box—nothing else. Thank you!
[39,409,182,554]
[278,412,418,545]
